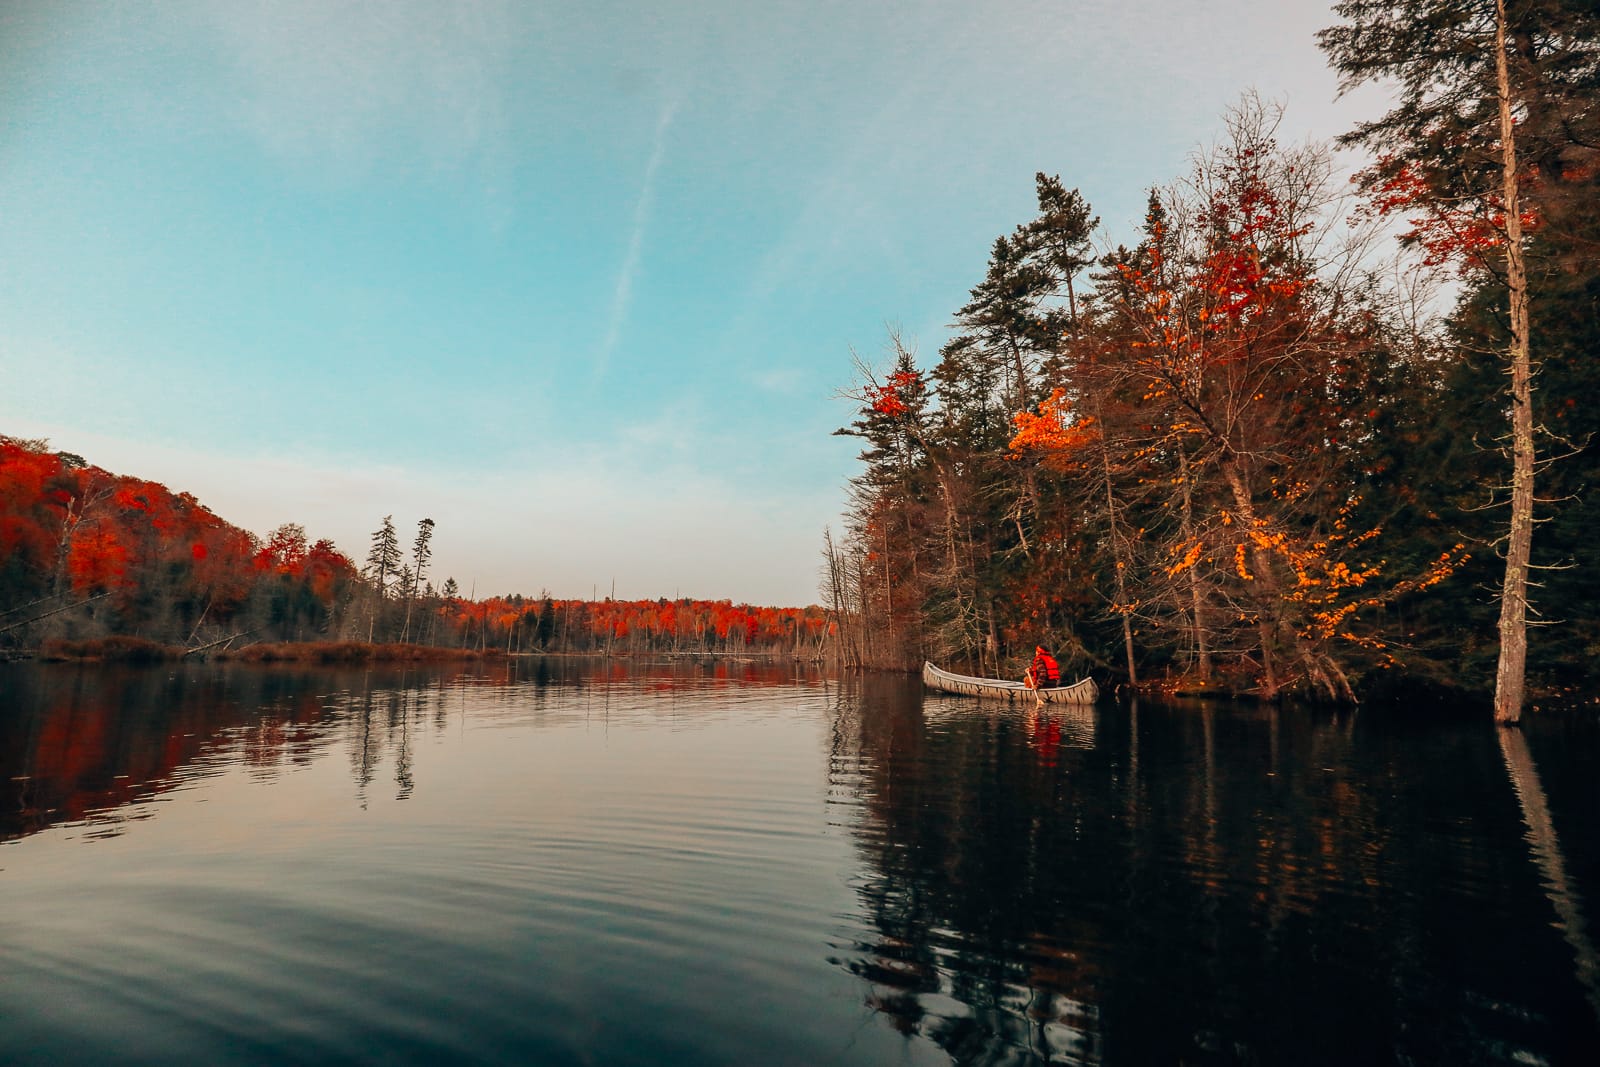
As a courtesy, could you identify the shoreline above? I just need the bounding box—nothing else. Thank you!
[14,639,826,666]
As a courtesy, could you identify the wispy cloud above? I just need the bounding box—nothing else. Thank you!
[595,96,679,379]
[188,0,519,179]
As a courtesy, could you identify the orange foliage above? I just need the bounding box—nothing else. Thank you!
[1008,389,1098,471]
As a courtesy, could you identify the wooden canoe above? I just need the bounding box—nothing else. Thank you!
[922,661,1098,704]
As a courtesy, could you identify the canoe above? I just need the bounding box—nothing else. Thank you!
[922,661,1098,704]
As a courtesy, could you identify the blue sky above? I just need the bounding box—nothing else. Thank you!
[0,1,1391,605]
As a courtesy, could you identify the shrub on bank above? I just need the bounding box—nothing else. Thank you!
[217,642,493,664]
[39,636,179,663]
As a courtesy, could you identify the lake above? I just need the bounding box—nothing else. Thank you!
[1,658,1596,1065]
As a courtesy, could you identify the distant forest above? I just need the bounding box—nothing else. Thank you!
[0,436,828,657]
[826,3,1600,714]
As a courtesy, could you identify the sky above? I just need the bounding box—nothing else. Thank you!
[0,1,1395,606]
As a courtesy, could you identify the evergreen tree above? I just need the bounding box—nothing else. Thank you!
[364,515,401,642]
[365,516,401,597]
[1021,172,1099,337]
[411,518,435,592]
[400,517,435,643]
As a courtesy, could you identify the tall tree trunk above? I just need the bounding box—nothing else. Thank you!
[1222,460,1281,697]
[882,519,894,649]
[1095,414,1137,686]
[1493,0,1534,727]
[1178,447,1211,681]
[856,553,874,667]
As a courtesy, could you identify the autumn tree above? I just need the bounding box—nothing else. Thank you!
[1075,100,1472,699]
[0,439,74,615]
[829,95,1487,699]
[0,438,366,647]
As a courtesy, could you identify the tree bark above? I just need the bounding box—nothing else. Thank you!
[1095,416,1137,686]
[1177,446,1211,681]
[1222,459,1282,698]
[1493,0,1534,727]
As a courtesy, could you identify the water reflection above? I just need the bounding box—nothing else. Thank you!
[1,656,880,1067]
[1499,725,1600,1022]
[828,677,1600,1065]
[3,660,1597,1064]
[0,657,825,842]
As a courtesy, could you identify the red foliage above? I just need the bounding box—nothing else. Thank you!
[868,370,924,419]
[255,524,309,576]
[0,442,65,568]
[3,437,815,653]
[303,539,356,604]
[435,592,824,652]
[0,437,353,627]
[1360,155,1541,269]
[66,526,130,593]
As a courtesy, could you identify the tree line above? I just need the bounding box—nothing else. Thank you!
[826,0,1600,717]
[0,436,828,657]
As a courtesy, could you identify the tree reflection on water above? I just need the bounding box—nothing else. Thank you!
[827,675,1105,1064]
[0,656,823,840]
[826,674,1600,1065]
[4,659,1596,1064]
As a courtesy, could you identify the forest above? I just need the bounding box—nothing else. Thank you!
[825,1,1600,713]
[0,436,828,659]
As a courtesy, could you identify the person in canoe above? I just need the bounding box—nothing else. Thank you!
[1024,645,1061,690]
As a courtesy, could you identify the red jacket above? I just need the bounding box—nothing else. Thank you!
[1029,649,1060,688]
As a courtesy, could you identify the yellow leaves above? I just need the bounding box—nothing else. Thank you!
[1234,543,1253,581]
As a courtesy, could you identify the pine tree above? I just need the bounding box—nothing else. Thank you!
[364,515,401,642]
[1021,173,1099,337]
[400,517,435,643]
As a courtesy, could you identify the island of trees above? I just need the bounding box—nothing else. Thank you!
[0,436,829,662]
[825,1,1600,718]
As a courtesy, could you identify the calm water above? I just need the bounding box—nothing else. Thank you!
[1,659,1597,1065]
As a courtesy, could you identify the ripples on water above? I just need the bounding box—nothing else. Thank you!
[1,659,1597,1065]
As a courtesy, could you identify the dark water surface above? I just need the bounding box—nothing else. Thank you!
[1,659,1596,1065]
